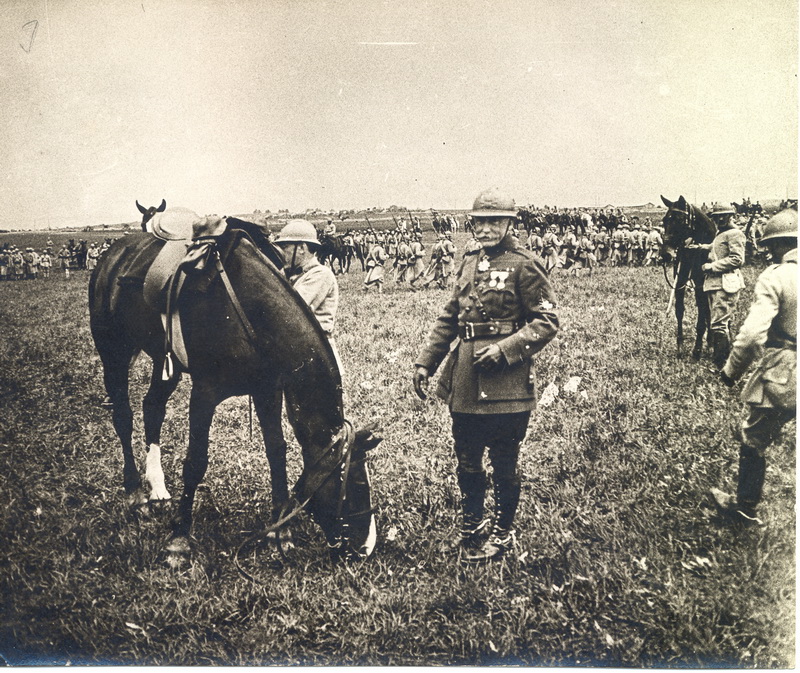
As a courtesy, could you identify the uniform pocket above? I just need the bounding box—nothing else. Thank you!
[477,360,535,402]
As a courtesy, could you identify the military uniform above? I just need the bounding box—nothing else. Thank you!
[723,248,796,448]
[711,209,797,525]
[703,222,746,367]
[415,189,559,563]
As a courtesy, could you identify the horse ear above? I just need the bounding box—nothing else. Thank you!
[678,195,687,209]
[661,195,673,208]
[157,199,167,212]
[136,200,147,215]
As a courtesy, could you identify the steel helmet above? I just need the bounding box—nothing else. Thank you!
[760,208,798,243]
[469,188,517,218]
[275,219,320,247]
[710,203,735,217]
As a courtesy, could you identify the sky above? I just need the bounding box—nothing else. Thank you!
[1,0,797,229]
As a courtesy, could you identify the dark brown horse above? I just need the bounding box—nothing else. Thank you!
[660,195,717,359]
[88,216,380,563]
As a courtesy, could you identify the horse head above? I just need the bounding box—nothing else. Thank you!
[660,195,692,262]
[298,421,382,561]
[136,199,167,232]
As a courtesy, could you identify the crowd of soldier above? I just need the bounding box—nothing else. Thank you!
[0,239,113,280]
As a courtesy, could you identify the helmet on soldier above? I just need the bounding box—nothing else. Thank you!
[469,188,517,218]
[275,219,320,248]
[760,208,798,244]
[710,203,735,217]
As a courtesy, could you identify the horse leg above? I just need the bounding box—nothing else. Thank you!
[142,360,181,502]
[170,382,218,549]
[99,338,141,500]
[697,284,712,357]
[252,389,290,522]
[674,286,686,356]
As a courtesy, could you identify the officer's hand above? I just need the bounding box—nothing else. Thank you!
[701,263,712,272]
[413,366,430,400]
[720,370,736,388]
[474,344,505,372]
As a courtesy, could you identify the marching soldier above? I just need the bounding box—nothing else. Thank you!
[413,188,559,563]
[711,208,797,526]
[363,238,389,293]
[541,225,562,272]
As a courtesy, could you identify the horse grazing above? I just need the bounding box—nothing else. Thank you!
[317,233,349,274]
[88,215,380,563]
[136,199,167,231]
[660,195,717,359]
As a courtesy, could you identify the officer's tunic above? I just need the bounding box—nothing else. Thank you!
[723,248,796,448]
[704,225,747,335]
[415,237,559,415]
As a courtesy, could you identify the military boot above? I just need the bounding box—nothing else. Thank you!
[444,469,488,554]
[463,476,520,563]
[709,444,766,526]
[711,331,731,370]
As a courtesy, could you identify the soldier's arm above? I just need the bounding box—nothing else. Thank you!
[496,258,559,364]
[293,266,334,312]
[708,231,746,273]
[722,270,780,382]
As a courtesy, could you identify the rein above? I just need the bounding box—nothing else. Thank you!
[233,421,357,584]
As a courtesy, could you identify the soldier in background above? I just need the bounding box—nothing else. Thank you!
[699,204,747,369]
[413,188,559,563]
[711,208,797,526]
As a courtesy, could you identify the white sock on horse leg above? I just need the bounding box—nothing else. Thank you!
[145,443,171,501]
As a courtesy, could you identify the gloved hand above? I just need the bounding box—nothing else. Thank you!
[413,366,430,400]
[474,344,505,372]
[701,263,713,272]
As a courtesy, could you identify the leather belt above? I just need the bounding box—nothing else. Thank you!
[459,320,519,341]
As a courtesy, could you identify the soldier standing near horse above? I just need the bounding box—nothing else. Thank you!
[413,188,559,563]
[274,220,343,373]
[694,203,747,369]
[711,208,797,526]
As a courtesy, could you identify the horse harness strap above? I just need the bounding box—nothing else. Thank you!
[213,249,258,344]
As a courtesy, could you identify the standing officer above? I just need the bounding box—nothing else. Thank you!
[711,208,797,525]
[701,203,747,369]
[413,188,559,563]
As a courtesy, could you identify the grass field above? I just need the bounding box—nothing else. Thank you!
[0,231,794,666]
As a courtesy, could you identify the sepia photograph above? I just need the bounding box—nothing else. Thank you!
[0,0,796,666]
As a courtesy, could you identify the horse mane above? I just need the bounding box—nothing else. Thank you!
[213,226,343,398]
[225,217,285,270]
[687,204,716,243]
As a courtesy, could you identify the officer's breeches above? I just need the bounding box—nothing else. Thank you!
[451,412,530,478]
[741,404,795,450]
[706,289,739,336]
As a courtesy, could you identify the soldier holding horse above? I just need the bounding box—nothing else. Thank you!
[660,195,717,359]
[89,207,380,565]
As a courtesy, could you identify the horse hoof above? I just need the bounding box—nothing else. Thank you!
[126,490,148,510]
[165,536,191,569]
[691,349,702,360]
[148,487,172,503]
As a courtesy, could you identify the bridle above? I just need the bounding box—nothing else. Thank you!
[233,419,369,583]
[661,206,696,291]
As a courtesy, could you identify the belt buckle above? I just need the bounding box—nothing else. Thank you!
[464,322,475,340]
